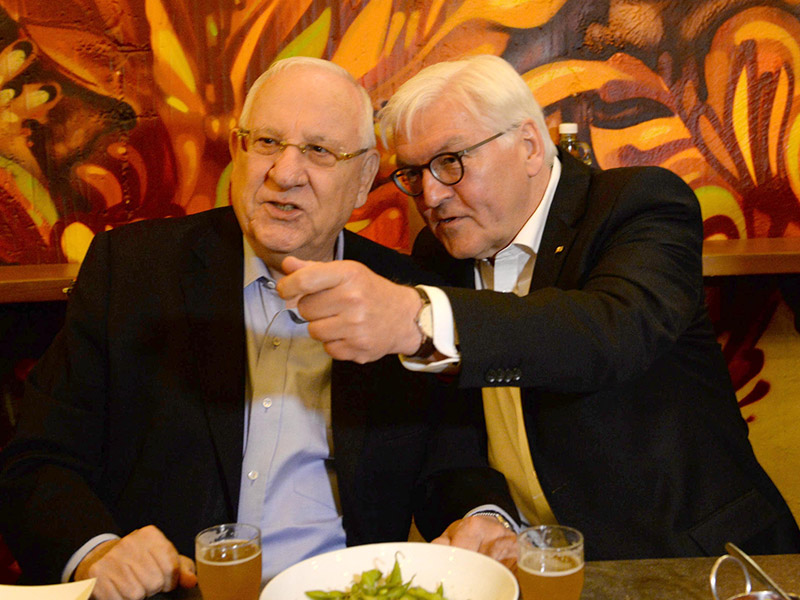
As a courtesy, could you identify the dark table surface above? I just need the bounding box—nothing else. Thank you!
[152,553,800,600]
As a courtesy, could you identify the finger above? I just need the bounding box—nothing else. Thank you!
[87,552,144,600]
[277,261,349,300]
[117,526,179,595]
[281,255,309,274]
[178,555,198,588]
[430,535,451,546]
[109,544,164,597]
[144,543,180,593]
[480,533,518,561]
[100,564,147,600]
[88,577,125,600]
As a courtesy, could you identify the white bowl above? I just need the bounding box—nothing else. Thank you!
[261,541,519,600]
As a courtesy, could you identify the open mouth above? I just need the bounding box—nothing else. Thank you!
[271,201,299,212]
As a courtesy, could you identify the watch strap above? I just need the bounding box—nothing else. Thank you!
[409,287,435,358]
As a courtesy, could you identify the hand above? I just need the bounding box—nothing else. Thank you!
[277,256,423,363]
[74,525,197,600]
[432,515,518,570]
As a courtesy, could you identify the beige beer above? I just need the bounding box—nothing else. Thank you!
[195,523,262,600]
[517,525,584,600]
[516,551,584,600]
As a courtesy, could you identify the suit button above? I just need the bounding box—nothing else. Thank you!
[512,368,522,382]
[486,369,497,383]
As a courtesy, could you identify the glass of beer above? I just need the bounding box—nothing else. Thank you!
[516,525,584,600]
[195,522,262,600]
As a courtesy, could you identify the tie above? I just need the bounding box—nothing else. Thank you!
[482,387,557,525]
[479,247,557,525]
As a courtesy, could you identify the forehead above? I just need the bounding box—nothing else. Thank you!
[246,67,364,146]
[394,100,486,163]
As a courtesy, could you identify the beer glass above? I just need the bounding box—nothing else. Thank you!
[517,525,584,600]
[195,523,262,600]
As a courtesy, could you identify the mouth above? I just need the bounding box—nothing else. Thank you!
[263,200,302,216]
[432,215,460,230]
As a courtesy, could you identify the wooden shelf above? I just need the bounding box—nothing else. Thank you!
[703,237,800,276]
[1,238,799,303]
[0,263,80,303]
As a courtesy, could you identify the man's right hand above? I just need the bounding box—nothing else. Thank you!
[74,525,197,600]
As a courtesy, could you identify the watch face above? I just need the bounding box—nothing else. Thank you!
[419,303,434,337]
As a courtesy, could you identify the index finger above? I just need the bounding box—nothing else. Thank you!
[276,260,349,300]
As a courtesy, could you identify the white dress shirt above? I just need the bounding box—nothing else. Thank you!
[402,156,562,369]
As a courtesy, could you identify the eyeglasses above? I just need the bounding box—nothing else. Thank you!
[390,131,507,196]
[235,128,369,168]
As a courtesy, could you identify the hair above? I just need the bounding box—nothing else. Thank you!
[378,54,556,165]
[238,56,376,148]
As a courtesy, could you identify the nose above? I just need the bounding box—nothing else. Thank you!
[418,169,452,210]
[267,145,308,189]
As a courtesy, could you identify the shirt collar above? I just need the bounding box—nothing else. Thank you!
[243,230,345,289]
[506,155,562,256]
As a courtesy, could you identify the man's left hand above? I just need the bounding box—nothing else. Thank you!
[277,256,423,363]
[432,515,518,569]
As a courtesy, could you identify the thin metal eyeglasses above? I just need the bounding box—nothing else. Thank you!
[389,130,507,196]
[235,128,369,168]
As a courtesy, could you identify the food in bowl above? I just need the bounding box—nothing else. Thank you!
[260,541,519,600]
[305,556,449,599]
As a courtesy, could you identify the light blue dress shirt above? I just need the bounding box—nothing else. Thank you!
[62,235,348,584]
[238,235,346,582]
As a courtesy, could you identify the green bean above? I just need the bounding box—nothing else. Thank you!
[304,556,449,600]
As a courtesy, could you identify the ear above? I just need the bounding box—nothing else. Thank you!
[354,149,381,209]
[229,128,243,161]
[519,119,546,177]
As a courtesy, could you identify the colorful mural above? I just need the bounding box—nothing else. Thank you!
[1,0,800,516]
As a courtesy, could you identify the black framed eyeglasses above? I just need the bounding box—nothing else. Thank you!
[235,128,369,168]
[390,131,507,196]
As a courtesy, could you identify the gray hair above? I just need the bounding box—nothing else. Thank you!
[239,57,376,148]
[379,55,556,165]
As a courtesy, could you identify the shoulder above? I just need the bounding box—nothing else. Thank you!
[99,206,236,244]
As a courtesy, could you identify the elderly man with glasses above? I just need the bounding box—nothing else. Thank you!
[278,55,800,561]
[0,57,517,600]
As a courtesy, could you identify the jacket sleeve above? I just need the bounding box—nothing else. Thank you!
[412,383,516,539]
[0,231,123,583]
[426,166,706,393]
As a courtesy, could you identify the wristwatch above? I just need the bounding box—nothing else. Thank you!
[470,510,516,531]
[409,286,435,358]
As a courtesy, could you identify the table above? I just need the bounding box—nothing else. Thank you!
[155,554,800,599]
[702,238,800,276]
[0,263,79,303]
[583,554,800,600]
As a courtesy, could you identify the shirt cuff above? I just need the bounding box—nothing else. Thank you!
[399,285,461,373]
[62,533,121,583]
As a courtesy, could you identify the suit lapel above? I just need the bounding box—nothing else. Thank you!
[531,152,591,290]
[180,209,246,516]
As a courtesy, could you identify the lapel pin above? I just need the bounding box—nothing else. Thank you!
[555,245,564,254]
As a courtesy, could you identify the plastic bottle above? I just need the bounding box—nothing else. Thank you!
[558,122,593,166]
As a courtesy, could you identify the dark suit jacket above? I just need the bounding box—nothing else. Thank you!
[0,207,513,583]
[413,151,800,560]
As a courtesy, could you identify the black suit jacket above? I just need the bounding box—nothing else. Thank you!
[0,207,513,583]
[413,151,800,559]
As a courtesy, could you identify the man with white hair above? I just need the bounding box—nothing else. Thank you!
[0,57,516,599]
[278,55,800,560]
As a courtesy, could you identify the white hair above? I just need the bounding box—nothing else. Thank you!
[239,57,375,148]
[379,55,556,165]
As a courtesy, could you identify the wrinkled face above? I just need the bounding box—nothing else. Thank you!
[229,66,378,274]
[394,100,548,259]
